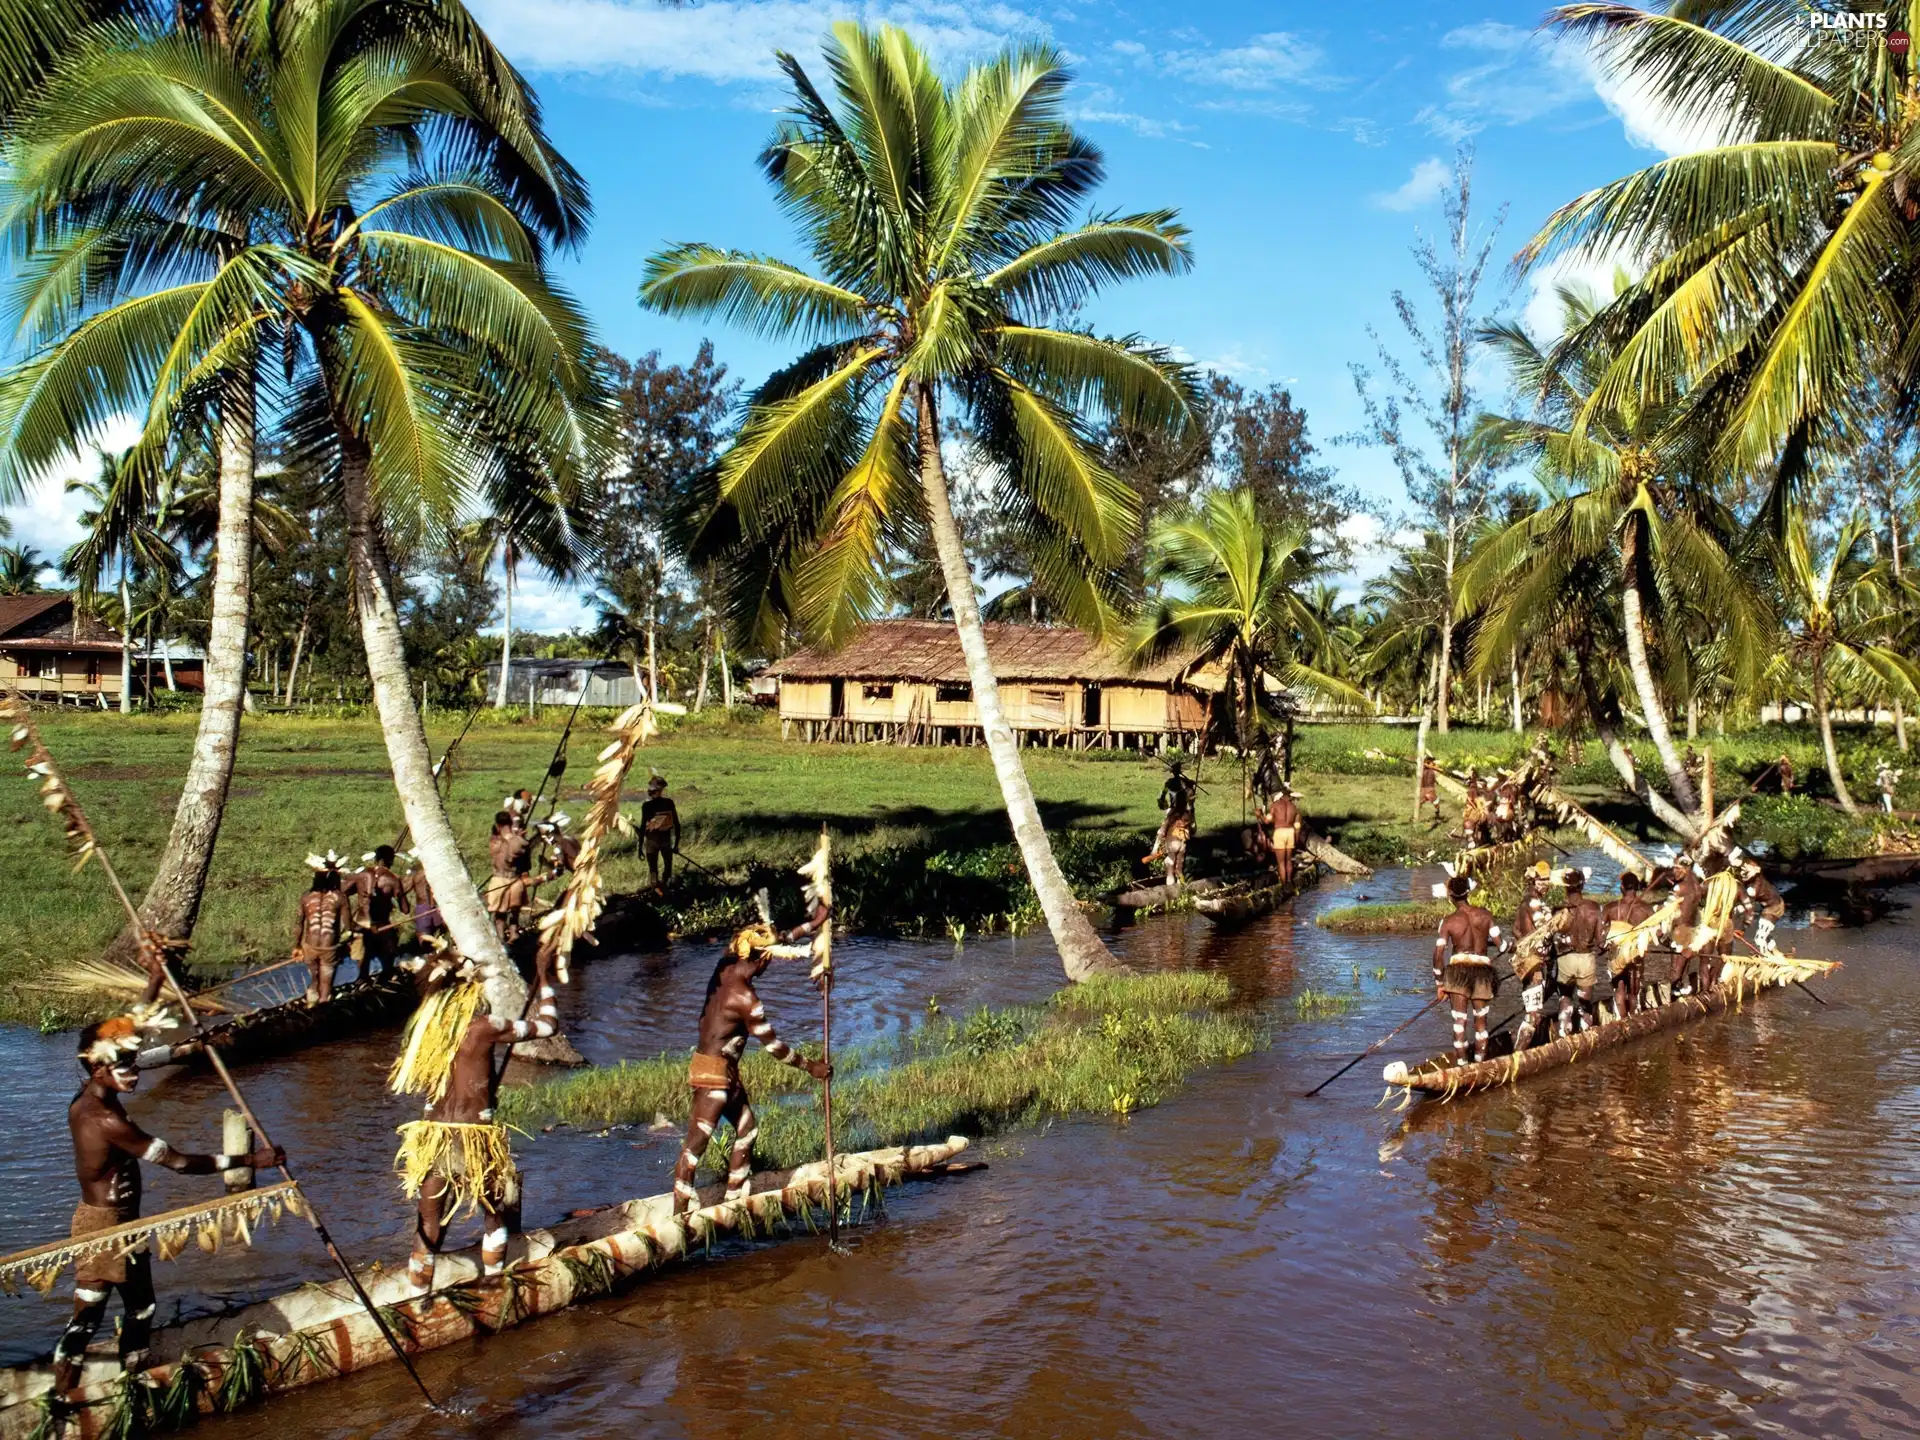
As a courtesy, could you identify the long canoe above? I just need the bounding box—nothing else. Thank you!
[134,970,416,1072]
[1382,980,1784,1101]
[0,1137,974,1439]
[1195,869,1314,927]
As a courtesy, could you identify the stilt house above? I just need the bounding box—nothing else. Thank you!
[0,594,129,706]
[765,620,1211,749]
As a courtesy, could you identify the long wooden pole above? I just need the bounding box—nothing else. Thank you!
[8,704,440,1410]
[1303,994,1444,1097]
[822,961,837,1247]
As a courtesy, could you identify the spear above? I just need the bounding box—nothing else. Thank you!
[1302,994,1445,1097]
[527,676,594,819]
[2,697,440,1411]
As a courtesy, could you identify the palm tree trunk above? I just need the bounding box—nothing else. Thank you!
[915,383,1113,981]
[117,571,132,715]
[1618,519,1698,816]
[646,591,658,704]
[1812,656,1858,814]
[283,616,307,706]
[720,640,732,708]
[104,381,255,965]
[339,431,522,1016]
[494,567,513,709]
[1575,634,1700,838]
[1509,648,1522,732]
[695,609,711,713]
[160,633,174,691]
[1410,654,1435,823]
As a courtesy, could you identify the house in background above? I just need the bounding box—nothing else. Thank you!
[484,657,648,709]
[0,594,128,706]
[764,619,1211,749]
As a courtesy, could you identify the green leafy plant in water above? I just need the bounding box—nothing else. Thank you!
[1293,989,1357,1019]
[216,1332,266,1414]
[960,1008,1024,1058]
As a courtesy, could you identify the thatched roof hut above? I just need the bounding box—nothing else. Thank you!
[763,619,1211,748]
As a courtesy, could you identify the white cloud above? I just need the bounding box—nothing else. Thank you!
[1372,156,1449,211]
[1585,66,1732,156]
[1164,31,1329,89]
[0,415,141,577]
[501,575,597,635]
[1520,250,1636,342]
[466,0,1046,83]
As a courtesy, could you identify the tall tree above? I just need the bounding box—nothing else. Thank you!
[0,543,45,594]
[1349,149,1506,733]
[1211,376,1361,558]
[642,23,1198,981]
[61,447,183,714]
[2,4,604,1008]
[0,0,587,977]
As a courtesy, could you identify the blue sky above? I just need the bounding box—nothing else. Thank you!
[3,0,1701,630]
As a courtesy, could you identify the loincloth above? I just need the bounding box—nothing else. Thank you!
[1270,826,1297,850]
[1556,950,1598,987]
[688,1053,739,1092]
[1512,934,1549,984]
[1441,954,1495,1003]
[1672,923,1722,956]
[297,942,338,968]
[1163,815,1192,844]
[394,1121,515,1217]
[484,875,529,914]
[642,833,674,856]
[71,1201,141,1288]
[412,904,442,935]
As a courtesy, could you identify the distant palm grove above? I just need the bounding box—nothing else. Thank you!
[0,2,1915,974]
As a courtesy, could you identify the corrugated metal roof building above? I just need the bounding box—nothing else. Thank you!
[763,619,1212,749]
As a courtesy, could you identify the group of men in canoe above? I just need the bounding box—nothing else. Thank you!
[1143,737,1305,889]
[1431,845,1786,1066]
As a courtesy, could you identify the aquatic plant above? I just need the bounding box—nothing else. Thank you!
[1316,901,1450,935]
[504,972,1261,1171]
[1292,989,1357,1019]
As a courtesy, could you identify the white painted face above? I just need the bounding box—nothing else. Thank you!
[107,1062,140,1093]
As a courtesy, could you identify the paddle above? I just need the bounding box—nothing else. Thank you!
[527,676,594,820]
[5,703,441,1412]
[1303,994,1445,1097]
[1726,928,1830,1006]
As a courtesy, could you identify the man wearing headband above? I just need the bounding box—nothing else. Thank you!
[1263,783,1301,887]
[293,853,350,1003]
[351,845,409,980]
[1143,759,1196,884]
[56,1016,282,1396]
[1549,868,1605,1038]
[1432,872,1499,1065]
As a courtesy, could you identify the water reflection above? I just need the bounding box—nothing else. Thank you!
[2,863,1917,1438]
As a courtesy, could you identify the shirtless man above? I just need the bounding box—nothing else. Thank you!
[1877,761,1902,814]
[1251,737,1282,810]
[352,845,409,979]
[1690,850,1741,991]
[1510,861,1555,1050]
[1777,753,1795,796]
[1264,785,1301,886]
[1145,760,1197,884]
[1664,855,1708,995]
[394,957,559,1288]
[1417,756,1441,824]
[1431,873,1500,1065]
[640,775,681,892]
[484,811,530,943]
[402,854,441,949]
[672,921,831,1215]
[1602,872,1657,1018]
[1548,868,1606,1038]
[294,854,350,1002]
[55,1017,282,1396]
[1460,770,1491,847]
[1731,847,1786,952]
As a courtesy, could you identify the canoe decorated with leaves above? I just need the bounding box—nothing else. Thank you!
[0,1137,975,1439]
[1382,952,1838,1101]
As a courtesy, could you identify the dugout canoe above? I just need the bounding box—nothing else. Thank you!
[134,970,417,1072]
[0,1137,975,1439]
[1109,875,1235,913]
[1195,868,1316,927]
[1382,981,1784,1101]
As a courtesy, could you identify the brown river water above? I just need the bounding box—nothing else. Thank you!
[3,857,1918,1438]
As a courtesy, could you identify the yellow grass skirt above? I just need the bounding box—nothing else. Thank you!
[394,1121,515,1218]
[388,981,486,1103]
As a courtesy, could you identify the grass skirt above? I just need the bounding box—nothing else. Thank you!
[394,1121,515,1218]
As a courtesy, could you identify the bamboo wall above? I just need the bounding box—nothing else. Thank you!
[776,675,1205,750]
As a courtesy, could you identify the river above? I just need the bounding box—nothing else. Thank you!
[3,859,1917,1438]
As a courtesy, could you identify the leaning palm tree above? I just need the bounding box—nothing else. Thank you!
[1525,2,1920,480]
[0,0,586,979]
[1131,489,1367,749]
[642,22,1198,981]
[2,8,605,1006]
[1463,288,1771,836]
[62,447,183,714]
[1779,509,1919,812]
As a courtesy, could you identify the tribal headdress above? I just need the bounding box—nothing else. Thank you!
[305,850,346,871]
[1431,859,1478,900]
[726,920,779,960]
[76,1005,175,1069]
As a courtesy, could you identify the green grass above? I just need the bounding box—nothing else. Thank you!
[499,972,1263,1170]
[1315,900,1452,935]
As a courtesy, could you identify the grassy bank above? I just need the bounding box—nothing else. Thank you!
[1316,900,1452,935]
[499,972,1260,1172]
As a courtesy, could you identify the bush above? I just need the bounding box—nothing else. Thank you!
[1738,795,1871,861]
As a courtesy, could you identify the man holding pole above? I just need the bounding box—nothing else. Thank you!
[55,1014,283,1396]
[352,845,410,979]
[1431,871,1498,1066]
[640,773,681,892]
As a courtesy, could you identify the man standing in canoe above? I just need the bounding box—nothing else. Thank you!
[1263,784,1301,887]
[55,1014,283,1397]
[1688,850,1741,992]
[391,954,559,1289]
[294,852,350,1003]
[401,852,442,949]
[1731,848,1785,952]
[1144,758,1197,884]
[1431,872,1499,1066]
[1548,867,1605,1038]
[1601,871,1657,1017]
[352,845,409,980]
[485,810,531,943]
[671,920,831,1215]
[1509,860,1555,1050]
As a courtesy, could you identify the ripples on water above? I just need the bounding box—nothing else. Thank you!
[3,860,1918,1438]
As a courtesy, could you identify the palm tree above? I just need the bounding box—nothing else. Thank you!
[1778,509,1919,812]
[0,0,584,981]
[459,489,592,710]
[1131,490,1366,749]
[1,6,603,1007]
[1524,2,1920,479]
[1464,289,1770,836]
[0,543,44,594]
[62,447,184,714]
[642,23,1197,981]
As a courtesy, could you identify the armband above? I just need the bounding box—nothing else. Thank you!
[142,1139,174,1165]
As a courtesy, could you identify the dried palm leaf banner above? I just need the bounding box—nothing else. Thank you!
[536,701,660,984]
[0,1181,305,1295]
[1535,784,1658,880]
